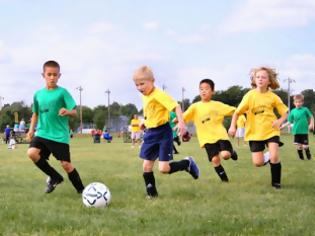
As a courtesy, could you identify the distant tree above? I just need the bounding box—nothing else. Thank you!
[93,106,106,130]
[302,89,315,112]
[120,103,138,118]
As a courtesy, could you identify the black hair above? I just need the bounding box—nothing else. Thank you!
[199,78,215,91]
[43,60,60,71]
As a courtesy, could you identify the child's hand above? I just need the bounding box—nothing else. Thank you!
[59,108,68,116]
[177,121,187,137]
[26,130,34,141]
[228,127,236,137]
[272,119,282,129]
[309,124,314,131]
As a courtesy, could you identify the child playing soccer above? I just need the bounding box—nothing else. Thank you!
[229,66,288,189]
[281,94,314,160]
[26,60,84,194]
[183,79,238,182]
[133,65,199,198]
[130,114,141,148]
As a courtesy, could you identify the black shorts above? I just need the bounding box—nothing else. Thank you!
[294,134,309,145]
[204,140,233,162]
[249,136,281,152]
[29,136,71,162]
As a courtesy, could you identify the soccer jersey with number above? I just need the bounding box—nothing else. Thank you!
[32,86,76,144]
[142,88,178,128]
[184,100,235,147]
[288,107,313,135]
[235,89,288,141]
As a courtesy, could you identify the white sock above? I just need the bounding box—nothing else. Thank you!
[263,151,270,164]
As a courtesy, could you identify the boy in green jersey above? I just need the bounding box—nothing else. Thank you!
[27,60,84,194]
[282,94,314,160]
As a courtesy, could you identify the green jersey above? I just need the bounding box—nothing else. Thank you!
[169,111,178,138]
[33,86,76,144]
[288,107,313,135]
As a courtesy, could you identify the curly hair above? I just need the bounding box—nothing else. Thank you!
[250,66,280,90]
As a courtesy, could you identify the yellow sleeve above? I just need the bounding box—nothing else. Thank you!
[156,90,178,112]
[183,104,195,123]
[236,93,249,115]
[274,95,288,116]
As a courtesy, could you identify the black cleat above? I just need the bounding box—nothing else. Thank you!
[146,184,158,199]
[45,177,64,193]
[231,151,238,161]
[272,183,281,189]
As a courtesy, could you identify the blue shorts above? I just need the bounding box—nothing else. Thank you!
[140,123,173,161]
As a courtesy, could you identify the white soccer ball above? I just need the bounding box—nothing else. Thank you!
[82,182,111,208]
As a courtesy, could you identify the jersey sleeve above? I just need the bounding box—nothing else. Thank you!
[305,107,313,119]
[63,89,76,110]
[235,93,249,115]
[288,110,294,123]
[32,94,39,114]
[156,90,178,111]
[274,95,288,116]
[221,103,236,116]
[183,104,195,123]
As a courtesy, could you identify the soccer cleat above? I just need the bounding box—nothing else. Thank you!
[185,156,200,179]
[45,177,64,193]
[272,183,281,189]
[231,151,238,161]
[146,184,158,198]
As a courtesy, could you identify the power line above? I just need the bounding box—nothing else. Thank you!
[76,86,83,134]
[105,89,111,131]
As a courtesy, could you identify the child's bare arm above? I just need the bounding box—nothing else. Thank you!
[228,112,239,137]
[59,108,77,117]
[174,105,186,137]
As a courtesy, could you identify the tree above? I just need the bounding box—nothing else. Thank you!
[120,103,138,118]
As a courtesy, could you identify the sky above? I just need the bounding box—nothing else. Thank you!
[0,0,315,109]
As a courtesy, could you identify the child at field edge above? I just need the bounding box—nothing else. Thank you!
[183,79,238,182]
[133,65,199,198]
[229,66,288,189]
[26,60,84,194]
[281,94,314,160]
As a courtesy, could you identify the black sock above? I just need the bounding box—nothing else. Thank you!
[214,165,229,182]
[173,144,179,154]
[305,148,311,159]
[143,172,158,197]
[35,158,63,181]
[68,168,85,193]
[169,159,190,174]
[270,162,281,186]
[297,150,304,160]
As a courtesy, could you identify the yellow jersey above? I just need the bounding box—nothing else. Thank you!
[184,100,235,147]
[130,118,140,132]
[236,114,246,128]
[142,88,178,128]
[235,89,288,141]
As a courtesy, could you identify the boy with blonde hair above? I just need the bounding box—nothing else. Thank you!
[184,79,238,182]
[133,65,199,198]
[282,94,314,160]
[229,66,288,189]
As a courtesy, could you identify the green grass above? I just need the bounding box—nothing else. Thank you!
[0,134,315,236]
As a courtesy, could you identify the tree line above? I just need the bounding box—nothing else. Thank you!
[1,86,315,131]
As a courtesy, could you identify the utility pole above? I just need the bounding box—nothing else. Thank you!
[105,89,111,131]
[162,84,167,91]
[181,87,186,111]
[284,78,295,114]
[0,96,4,110]
[76,86,83,134]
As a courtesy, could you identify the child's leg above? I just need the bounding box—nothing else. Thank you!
[173,143,179,154]
[211,156,229,182]
[143,160,158,197]
[296,144,304,160]
[268,142,281,188]
[304,145,312,160]
[251,152,265,167]
[60,161,84,193]
[27,147,63,182]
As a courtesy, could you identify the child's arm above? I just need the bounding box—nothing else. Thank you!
[26,113,38,141]
[59,108,77,117]
[280,121,291,130]
[309,116,314,131]
[174,105,186,137]
[228,112,239,137]
[272,113,288,129]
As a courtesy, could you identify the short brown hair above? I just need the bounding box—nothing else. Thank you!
[250,66,279,90]
[293,94,304,101]
[43,60,60,71]
[133,65,154,81]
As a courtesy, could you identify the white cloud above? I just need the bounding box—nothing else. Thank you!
[143,21,160,31]
[89,22,116,34]
[222,0,315,33]
[166,28,206,44]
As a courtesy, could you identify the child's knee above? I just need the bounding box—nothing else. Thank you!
[61,161,74,173]
[27,148,40,162]
[221,151,230,160]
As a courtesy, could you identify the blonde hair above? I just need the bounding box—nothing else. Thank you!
[250,66,280,90]
[293,94,304,101]
[133,65,154,81]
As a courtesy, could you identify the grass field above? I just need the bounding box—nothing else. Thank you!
[0,134,315,236]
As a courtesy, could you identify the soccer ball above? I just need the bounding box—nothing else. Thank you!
[82,182,111,208]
